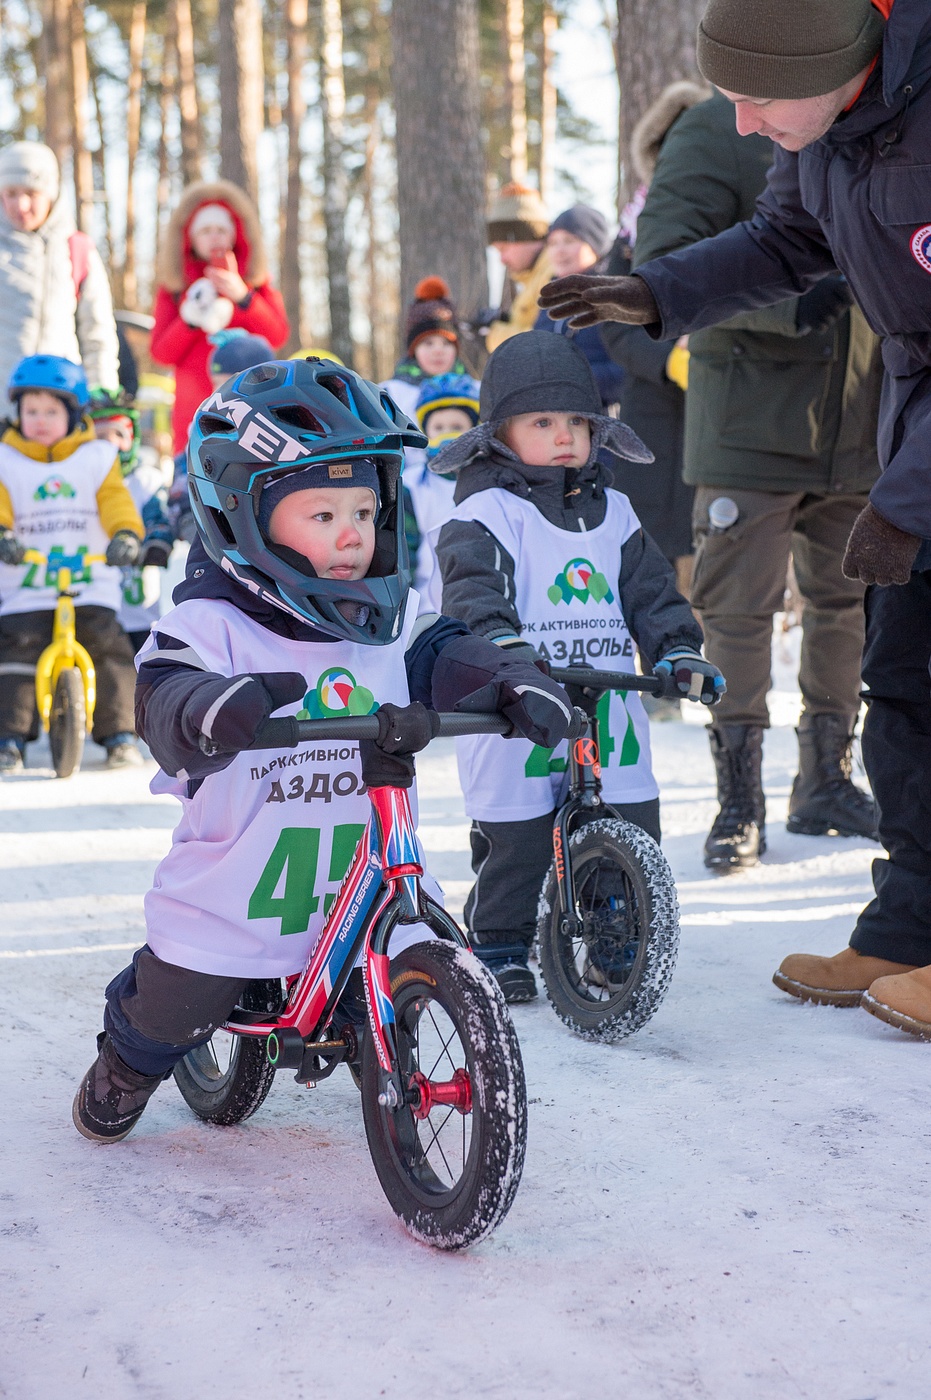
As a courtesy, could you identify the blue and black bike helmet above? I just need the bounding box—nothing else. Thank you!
[8,355,90,429]
[187,357,427,645]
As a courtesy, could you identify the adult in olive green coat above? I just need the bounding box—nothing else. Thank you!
[632,90,881,872]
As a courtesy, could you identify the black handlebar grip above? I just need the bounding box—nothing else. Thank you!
[548,665,667,696]
[244,711,513,750]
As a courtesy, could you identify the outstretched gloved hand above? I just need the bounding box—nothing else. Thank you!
[655,648,726,706]
[842,502,921,586]
[538,273,660,330]
[0,528,26,565]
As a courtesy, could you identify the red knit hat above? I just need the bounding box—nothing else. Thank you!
[405,276,458,354]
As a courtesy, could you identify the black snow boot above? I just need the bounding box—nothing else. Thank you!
[72,1033,165,1142]
[787,712,879,839]
[703,724,766,873]
[471,942,538,1003]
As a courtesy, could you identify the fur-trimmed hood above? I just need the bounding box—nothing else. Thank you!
[157,179,269,292]
[631,80,711,185]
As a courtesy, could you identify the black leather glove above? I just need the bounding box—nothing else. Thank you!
[141,537,173,569]
[106,530,142,567]
[193,671,306,756]
[842,502,921,586]
[359,701,440,789]
[538,273,660,330]
[0,527,26,565]
[795,276,853,335]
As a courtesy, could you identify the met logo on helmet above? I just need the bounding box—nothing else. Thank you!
[910,225,931,275]
[203,386,305,462]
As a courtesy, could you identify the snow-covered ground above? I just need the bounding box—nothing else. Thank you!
[2,630,930,1399]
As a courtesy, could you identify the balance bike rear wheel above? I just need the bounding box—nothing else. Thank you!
[49,668,86,779]
[173,980,283,1125]
[537,817,679,1043]
[361,940,527,1250]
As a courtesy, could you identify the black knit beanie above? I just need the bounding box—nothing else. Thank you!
[480,331,602,423]
[697,0,885,99]
[548,205,612,259]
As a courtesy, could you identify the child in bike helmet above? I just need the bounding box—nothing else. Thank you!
[0,355,144,773]
[88,386,174,653]
[73,356,577,1144]
[432,332,724,1002]
[400,371,480,594]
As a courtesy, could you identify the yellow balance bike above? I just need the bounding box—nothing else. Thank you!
[22,548,106,778]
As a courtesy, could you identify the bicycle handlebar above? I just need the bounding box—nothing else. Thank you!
[548,665,670,697]
[246,710,515,750]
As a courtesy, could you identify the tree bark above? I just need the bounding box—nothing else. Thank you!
[154,20,177,277]
[122,1,146,310]
[614,0,705,205]
[390,0,488,342]
[318,0,353,366]
[217,0,264,204]
[41,0,71,167]
[282,0,308,352]
[88,51,112,269]
[538,5,557,207]
[69,0,94,234]
[505,0,528,184]
[175,0,202,186]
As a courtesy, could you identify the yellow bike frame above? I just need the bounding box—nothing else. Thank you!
[22,549,106,732]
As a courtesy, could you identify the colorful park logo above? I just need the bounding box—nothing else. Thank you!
[34,475,76,501]
[297,667,377,719]
[911,225,931,274]
[547,557,614,606]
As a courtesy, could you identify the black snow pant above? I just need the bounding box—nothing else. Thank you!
[849,571,931,966]
[0,605,137,745]
[104,946,249,1077]
[466,799,662,948]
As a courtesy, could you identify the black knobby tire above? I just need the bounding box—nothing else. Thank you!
[537,817,679,1043]
[361,940,527,1250]
[173,979,283,1125]
[49,668,86,779]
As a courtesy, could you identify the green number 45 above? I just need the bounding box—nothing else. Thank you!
[247,824,364,937]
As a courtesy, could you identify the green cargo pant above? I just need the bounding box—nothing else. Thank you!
[690,487,868,727]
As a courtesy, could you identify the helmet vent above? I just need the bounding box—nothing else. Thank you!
[199,413,234,436]
[271,404,326,434]
[241,364,279,386]
[318,373,352,409]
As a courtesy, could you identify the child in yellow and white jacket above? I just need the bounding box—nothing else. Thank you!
[0,355,144,772]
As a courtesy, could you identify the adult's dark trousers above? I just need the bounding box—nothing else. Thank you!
[849,571,931,966]
[466,800,662,947]
[0,605,137,744]
[690,487,868,726]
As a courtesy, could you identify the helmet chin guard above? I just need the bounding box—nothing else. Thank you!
[187,358,426,645]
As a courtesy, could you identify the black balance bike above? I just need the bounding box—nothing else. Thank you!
[534,666,681,1043]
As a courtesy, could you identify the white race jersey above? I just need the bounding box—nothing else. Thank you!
[141,593,440,979]
[0,439,124,614]
[119,460,168,636]
[443,488,658,821]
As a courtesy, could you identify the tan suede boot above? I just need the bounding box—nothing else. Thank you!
[861,966,931,1038]
[773,947,918,1007]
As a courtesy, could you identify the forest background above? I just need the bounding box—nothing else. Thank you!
[0,0,704,378]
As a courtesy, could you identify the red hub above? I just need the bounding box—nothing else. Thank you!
[408,1067,472,1119]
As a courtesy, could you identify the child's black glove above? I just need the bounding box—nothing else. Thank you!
[0,528,26,565]
[141,538,173,569]
[360,701,440,789]
[106,530,142,567]
[432,634,577,749]
[192,671,306,756]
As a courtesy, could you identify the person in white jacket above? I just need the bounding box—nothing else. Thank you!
[0,142,119,417]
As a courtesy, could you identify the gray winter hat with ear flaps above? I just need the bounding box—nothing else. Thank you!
[429,330,653,476]
[696,0,886,100]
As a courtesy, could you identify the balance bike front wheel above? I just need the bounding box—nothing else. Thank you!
[537,817,679,1042]
[49,668,86,779]
[173,979,283,1125]
[361,940,527,1250]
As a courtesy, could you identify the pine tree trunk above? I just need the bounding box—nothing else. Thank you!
[505,0,528,184]
[154,22,177,278]
[615,0,705,205]
[217,0,264,204]
[42,0,71,167]
[318,0,353,367]
[175,0,202,186]
[122,2,146,310]
[538,5,557,206]
[282,0,308,352]
[391,0,487,344]
[88,54,112,270]
[69,0,94,234]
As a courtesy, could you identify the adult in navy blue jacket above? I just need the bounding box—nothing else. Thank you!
[540,0,931,1038]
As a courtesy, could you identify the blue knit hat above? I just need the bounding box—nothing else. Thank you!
[209,329,276,378]
[258,457,382,535]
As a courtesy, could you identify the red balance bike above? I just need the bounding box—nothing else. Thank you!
[172,708,531,1251]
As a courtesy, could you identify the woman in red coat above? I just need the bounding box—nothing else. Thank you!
[151,179,289,451]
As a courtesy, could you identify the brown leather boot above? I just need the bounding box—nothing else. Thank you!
[861,966,931,1038]
[773,946,918,1007]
